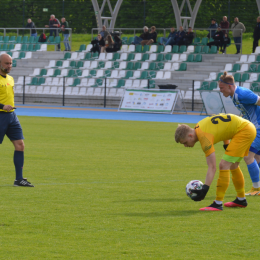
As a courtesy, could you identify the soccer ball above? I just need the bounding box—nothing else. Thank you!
[186,180,203,199]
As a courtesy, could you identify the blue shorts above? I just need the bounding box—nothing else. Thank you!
[0,112,24,144]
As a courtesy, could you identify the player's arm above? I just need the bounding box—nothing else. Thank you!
[191,152,216,201]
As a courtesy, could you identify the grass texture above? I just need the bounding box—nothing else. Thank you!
[0,116,259,259]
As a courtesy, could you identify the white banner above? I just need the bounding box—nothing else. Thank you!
[220,93,241,115]
[119,89,178,113]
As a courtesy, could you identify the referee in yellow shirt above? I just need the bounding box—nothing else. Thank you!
[0,53,33,187]
[175,114,256,211]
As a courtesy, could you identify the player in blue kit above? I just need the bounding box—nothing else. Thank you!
[219,71,260,195]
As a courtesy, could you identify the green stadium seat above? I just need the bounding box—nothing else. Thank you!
[38,77,46,85]
[12,59,17,67]
[209,38,214,43]
[228,64,240,72]
[28,36,36,44]
[134,45,142,53]
[133,62,141,70]
[193,54,202,62]
[124,53,135,61]
[156,37,161,45]
[127,37,134,45]
[251,83,259,91]
[137,71,148,79]
[81,52,92,60]
[245,64,257,72]
[27,45,34,51]
[76,61,84,68]
[34,44,41,51]
[36,36,40,43]
[156,62,164,70]
[7,51,12,57]
[209,46,218,54]
[9,36,16,43]
[178,45,187,53]
[54,36,61,44]
[47,36,54,44]
[124,62,134,70]
[53,61,62,68]
[68,61,77,68]
[91,78,103,87]
[141,53,149,62]
[121,37,128,44]
[97,61,105,69]
[74,69,82,77]
[155,45,164,53]
[148,71,156,78]
[19,44,28,52]
[65,69,76,77]
[22,36,28,44]
[50,69,61,77]
[1,44,8,51]
[69,78,81,87]
[100,70,112,78]
[0,36,3,43]
[199,37,208,46]
[175,63,187,71]
[164,53,172,61]
[16,36,22,43]
[61,52,71,60]
[192,37,201,45]
[209,81,217,89]
[192,46,202,54]
[3,36,9,43]
[114,79,125,88]
[109,53,120,61]
[156,54,164,62]
[112,61,119,69]
[254,74,260,82]
[27,77,38,85]
[198,81,209,90]
[201,46,209,54]
[37,69,47,77]
[16,52,26,59]
[121,70,133,79]
[142,45,150,53]
[186,54,194,62]
[146,62,156,70]
[86,69,97,78]
[253,55,260,64]
[143,79,156,88]
[171,45,179,53]
[233,73,241,82]
[76,44,86,52]
[241,73,250,82]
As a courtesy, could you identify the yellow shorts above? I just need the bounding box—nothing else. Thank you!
[225,122,256,158]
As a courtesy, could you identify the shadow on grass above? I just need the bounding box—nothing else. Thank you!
[114,210,201,217]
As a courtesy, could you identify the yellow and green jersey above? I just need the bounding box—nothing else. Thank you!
[195,114,249,157]
[0,74,15,112]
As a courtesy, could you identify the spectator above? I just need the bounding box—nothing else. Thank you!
[25,18,37,38]
[90,34,105,53]
[208,18,218,38]
[104,35,115,52]
[220,33,231,53]
[220,16,229,35]
[113,35,122,52]
[131,26,150,45]
[253,16,260,53]
[207,27,224,50]
[178,27,194,46]
[45,14,61,51]
[141,26,157,46]
[231,17,246,54]
[174,26,185,46]
[61,17,71,51]
[99,25,110,40]
[159,27,176,46]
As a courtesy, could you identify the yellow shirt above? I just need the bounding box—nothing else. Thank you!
[0,74,15,112]
[195,114,249,157]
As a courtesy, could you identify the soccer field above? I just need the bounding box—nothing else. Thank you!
[0,116,259,259]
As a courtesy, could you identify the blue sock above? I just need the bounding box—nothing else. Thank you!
[247,160,260,183]
[14,151,24,180]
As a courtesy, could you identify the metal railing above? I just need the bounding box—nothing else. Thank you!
[0,27,72,51]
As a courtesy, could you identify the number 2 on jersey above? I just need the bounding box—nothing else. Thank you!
[211,115,231,124]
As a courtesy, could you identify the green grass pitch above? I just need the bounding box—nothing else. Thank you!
[0,116,259,259]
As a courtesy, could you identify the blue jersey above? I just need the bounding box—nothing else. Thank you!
[232,86,260,130]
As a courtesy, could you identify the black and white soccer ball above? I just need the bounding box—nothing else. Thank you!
[186,180,203,199]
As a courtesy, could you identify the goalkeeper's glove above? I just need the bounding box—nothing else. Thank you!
[223,144,229,150]
[191,184,210,201]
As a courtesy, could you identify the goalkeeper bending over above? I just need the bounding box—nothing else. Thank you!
[175,114,256,211]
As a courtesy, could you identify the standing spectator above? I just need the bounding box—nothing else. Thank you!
[112,35,122,52]
[253,16,260,53]
[131,26,150,45]
[231,17,246,54]
[207,27,224,50]
[45,14,61,51]
[25,18,37,38]
[220,16,229,35]
[99,25,110,40]
[208,18,218,38]
[0,53,34,187]
[141,26,157,46]
[174,26,186,45]
[220,33,231,53]
[61,17,71,51]
[159,27,176,46]
[178,27,194,46]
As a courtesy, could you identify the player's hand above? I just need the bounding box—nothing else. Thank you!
[191,184,209,201]
[3,105,14,112]
[223,144,229,150]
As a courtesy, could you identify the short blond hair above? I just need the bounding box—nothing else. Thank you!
[219,71,234,84]
[175,124,192,143]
